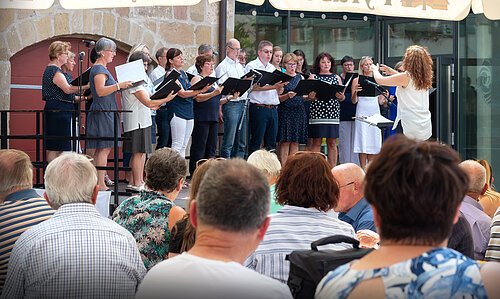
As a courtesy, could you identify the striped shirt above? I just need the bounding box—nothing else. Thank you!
[485,207,500,261]
[1,203,146,299]
[0,189,54,292]
[245,205,356,284]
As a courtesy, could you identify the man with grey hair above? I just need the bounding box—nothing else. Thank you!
[136,159,292,299]
[187,44,216,76]
[2,153,146,298]
[150,46,169,85]
[0,149,54,292]
[459,159,492,260]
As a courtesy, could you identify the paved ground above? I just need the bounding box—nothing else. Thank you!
[112,182,189,211]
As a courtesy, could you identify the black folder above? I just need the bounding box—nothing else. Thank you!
[255,70,294,87]
[294,79,346,100]
[343,73,358,93]
[241,69,261,81]
[150,80,181,100]
[186,72,195,81]
[357,75,383,97]
[220,77,252,96]
[70,68,91,86]
[188,76,219,91]
[154,69,181,91]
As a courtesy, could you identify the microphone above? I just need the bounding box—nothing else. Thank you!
[82,39,95,47]
[79,51,86,60]
[365,80,382,88]
[365,80,393,105]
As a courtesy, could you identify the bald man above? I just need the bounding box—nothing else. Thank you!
[332,163,375,232]
[459,160,492,260]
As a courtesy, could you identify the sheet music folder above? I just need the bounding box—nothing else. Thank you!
[357,75,383,97]
[189,76,219,91]
[154,69,181,90]
[343,72,358,92]
[150,80,181,100]
[255,70,294,86]
[220,78,252,96]
[353,114,394,129]
[294,79,345,100]
[70,68,91,86]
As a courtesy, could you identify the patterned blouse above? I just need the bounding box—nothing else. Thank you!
[112,190,175,270]
[316,247,487,299]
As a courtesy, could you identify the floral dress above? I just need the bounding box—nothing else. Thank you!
[112,190,175,269]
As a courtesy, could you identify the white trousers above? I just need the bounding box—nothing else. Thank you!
[170,114,194,158]
[339,121,360,165]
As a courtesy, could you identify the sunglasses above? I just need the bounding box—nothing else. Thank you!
[196,157,226,167]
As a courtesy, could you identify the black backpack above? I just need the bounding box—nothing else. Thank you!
[286,235,373,299]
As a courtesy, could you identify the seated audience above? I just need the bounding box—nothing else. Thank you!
[331,163,375,232]
[447,211,475,259]
[247,149,283,214]
[136,160,292,299]
[112,148,186,269]
[168,158,223,257]
[245,151,355,284]
[459,160,492,260]
[316,135,500,299]
[485,207,500,261]
[2,153,145,298]
[478,159,500,218]
[0,150,54,291]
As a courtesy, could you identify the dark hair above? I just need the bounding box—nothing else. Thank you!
[128,51,149,63]
[196,159,269,232]
[293,49,309,75]
[145,148,187,192]
[166,48,182,70]
[365,135,469,245]
[90,48,98,64]
[195,54,215,73]
[276,153,339,212]
[340,55,354,66]
[312,52,335,74]
[155,47,169,60]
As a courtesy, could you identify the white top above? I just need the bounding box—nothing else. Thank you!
[136,252,292,299]
[244,58,279,105]
[121,76,153,132]
[215,56,247,101]
[395,75,432,141]
[149,65,166,86]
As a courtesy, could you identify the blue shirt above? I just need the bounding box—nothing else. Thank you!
[167,70,194,120]
[338,198,376,232]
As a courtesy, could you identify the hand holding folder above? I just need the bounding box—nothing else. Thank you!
[254,70,294,87]
[150,80,181,100]
[220,77,252,96]
[188,76,219,91]
[294,79,346,100]
[154,69,181,90]
[71,68,91,86]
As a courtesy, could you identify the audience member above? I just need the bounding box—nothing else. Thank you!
[0,150,54,291]
[112,148,187,269]
[136,159,292,299]
[316,135,500,299]
[246,151,355,283]
[331,163,375,232]
[216,38,247,159]
[2,153,145,298]
[247,150,282,214]
[478,159,500,218]
[459,160,492,260]
[448,211,475,259]
[485,207,500,261]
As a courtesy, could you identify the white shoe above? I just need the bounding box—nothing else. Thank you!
[126,184,144,192]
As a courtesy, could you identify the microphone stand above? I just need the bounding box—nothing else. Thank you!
[75,53,84,153]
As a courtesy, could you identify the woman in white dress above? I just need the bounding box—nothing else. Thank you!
[351,56,387,169]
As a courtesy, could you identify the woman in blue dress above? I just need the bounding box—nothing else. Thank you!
[42,41,89,162]
[277,53,308,165]
[316,135,500,299]
[87,37,132,191]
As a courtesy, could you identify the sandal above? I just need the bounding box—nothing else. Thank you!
[104,174,114,186]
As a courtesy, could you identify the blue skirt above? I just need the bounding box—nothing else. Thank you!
[308,124,339,139]
[44,100,76,151]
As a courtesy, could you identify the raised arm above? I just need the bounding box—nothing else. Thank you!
[371,64,410,88]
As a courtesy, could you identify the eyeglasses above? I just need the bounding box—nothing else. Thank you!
[104,49,116,53]
[196,157,226,167]
[228,45,241,52]
[261,49,273,54]
[339,181,355,188]
[286,63,297,67]
[294,151,327,160]
[143,63,149,67]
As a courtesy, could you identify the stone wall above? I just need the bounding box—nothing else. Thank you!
[0,0,236,110]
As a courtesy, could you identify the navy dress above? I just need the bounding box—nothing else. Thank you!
[86,65,119,149]
[42,65,76,151]
[277,74,307,144]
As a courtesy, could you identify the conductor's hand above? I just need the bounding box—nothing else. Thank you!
[370,63,379,73]
[119,81,133,90]
[379,64,398,76]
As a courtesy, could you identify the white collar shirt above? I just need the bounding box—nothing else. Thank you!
[244,58,279,105]
[215,56,246,101]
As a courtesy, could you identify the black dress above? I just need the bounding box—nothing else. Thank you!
[42,65,76,151]
[277,74,307,144]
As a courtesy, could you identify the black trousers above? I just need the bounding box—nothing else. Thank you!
[189,121,219,175]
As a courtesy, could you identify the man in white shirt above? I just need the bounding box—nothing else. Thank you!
[149,47,169,150]
[215,38,247,158]
[187,44,216,76]
[136,159,292,299]
[149,47,168,85]
[244,40,286,155]
[2,153,146,299]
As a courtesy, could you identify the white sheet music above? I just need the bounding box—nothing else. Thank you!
[115,59,147,84]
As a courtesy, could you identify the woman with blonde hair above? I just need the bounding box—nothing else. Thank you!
[371,45,433,141]
[478,159,500,218]
[247,149,282,214]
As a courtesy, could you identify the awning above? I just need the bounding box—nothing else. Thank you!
[59,0,201,9]
[0,0,54,9]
